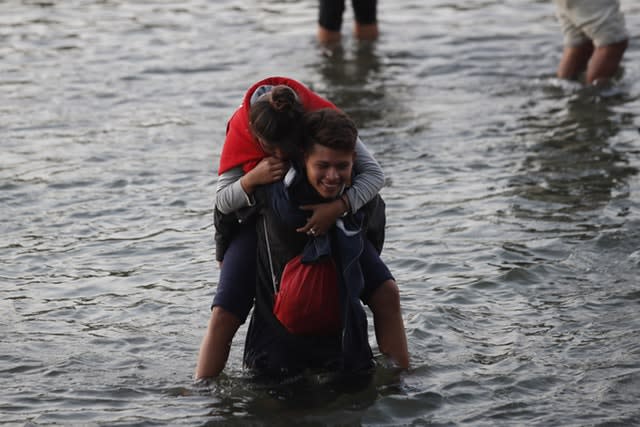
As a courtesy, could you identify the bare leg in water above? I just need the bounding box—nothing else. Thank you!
[557,39,628,85]
[368,279,410,369]
[317,22,378,45]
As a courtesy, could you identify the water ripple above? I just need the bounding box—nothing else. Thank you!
[1,0,640,425]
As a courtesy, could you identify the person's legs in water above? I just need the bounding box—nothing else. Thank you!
[557,39,628,85]
[318,0,344,45]
[354,22,378,41]
[554,0,628,85]
[352,0,378,41]
[317,0,378,44]
[367,279,409,368]
[586,39,628,85]
[196,225,257,379]
[359,240,409,369]
[557,41,594,81]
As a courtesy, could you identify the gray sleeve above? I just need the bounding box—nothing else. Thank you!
[213,84,272,215]
[346,137,385,212]
[215,167,255,214]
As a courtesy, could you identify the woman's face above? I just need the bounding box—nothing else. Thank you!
[304,144,355,199]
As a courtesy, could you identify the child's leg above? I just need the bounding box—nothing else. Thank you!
[212,224,258,320]
[196,225,258,379]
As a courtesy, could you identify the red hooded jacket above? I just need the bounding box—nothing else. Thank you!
[218,76,337,175]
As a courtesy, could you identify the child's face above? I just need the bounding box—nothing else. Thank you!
[257,137,287,160]
[304,144,354,199]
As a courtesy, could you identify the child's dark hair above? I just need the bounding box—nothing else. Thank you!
[302,108,358,153]
[249,85,305,157]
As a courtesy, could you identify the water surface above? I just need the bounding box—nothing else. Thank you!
[2,1,640,425]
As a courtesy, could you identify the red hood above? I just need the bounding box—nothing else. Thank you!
[218,76,337,175]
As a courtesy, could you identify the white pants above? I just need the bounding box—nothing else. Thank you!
[554,0,628,47]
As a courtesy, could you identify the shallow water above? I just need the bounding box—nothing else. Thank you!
[2,1,640,426]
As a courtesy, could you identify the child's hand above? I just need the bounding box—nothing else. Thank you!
[296,199,345,236]
[240,157,288,194]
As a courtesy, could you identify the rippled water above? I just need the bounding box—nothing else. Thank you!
[2,1,640,425]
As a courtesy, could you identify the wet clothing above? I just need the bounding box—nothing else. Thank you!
[319,0,377,32]
[554,0,628,47]
[241,166,388,376]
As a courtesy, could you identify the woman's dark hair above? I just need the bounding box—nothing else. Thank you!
[249,85,305,157]
[302,108,358,153]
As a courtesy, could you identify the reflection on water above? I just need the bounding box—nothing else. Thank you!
[513,85,637,222]
[313,43,385,125]
[197,367,402,426]
[2,0,640,425]
[309,42,413,139]
[308,40,421,186]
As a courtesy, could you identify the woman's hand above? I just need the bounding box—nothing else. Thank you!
[296,198,347,236]
[240,157,288,194]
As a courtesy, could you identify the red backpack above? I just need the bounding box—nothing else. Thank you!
[273,255,341,336]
